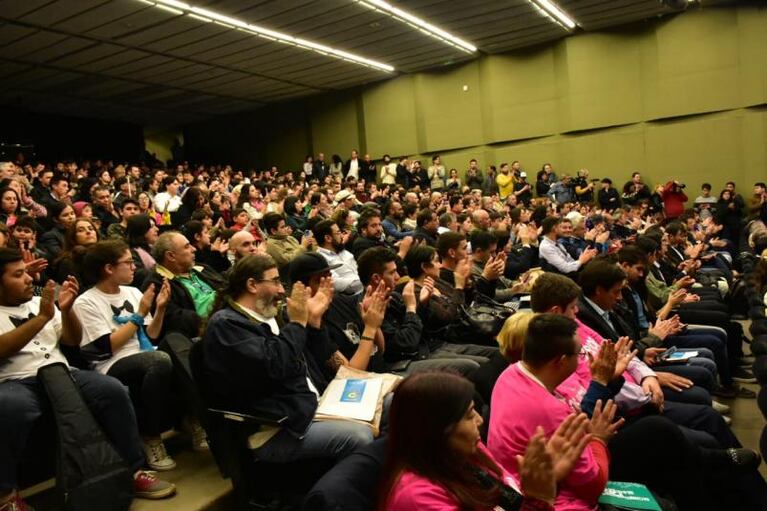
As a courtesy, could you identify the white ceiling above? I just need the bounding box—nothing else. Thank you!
[0,0,728,127]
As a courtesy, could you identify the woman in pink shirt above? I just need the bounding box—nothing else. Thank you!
[379,371,595,511]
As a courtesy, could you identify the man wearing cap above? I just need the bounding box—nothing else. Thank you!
[289,252,385,372]
[512,171,532,207]
[334,189,356,211]
[312,220,363,295]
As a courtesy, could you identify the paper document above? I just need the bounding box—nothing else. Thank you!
[317,377,383,422]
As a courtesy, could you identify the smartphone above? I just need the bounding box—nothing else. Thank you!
[658,346,678,362]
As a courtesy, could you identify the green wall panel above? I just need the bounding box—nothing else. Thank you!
[362,76,419,157]
[415,61,483,153]
[480,49,561,143]
[644,112,745,191]
[561,33,644,132]
[184,5,767,187]
[646,9,741,120]
[738,8,767,107]
[309,93,360,161]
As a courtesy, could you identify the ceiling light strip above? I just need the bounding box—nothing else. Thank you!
[528,0,577,30]
[356,0,476,53]
[141,0,395,72]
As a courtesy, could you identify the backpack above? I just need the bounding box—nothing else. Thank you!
[38,363,134,511]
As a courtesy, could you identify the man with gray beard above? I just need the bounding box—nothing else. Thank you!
[201,254,374,463]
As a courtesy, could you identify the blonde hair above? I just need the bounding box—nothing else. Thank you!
[496,312,537,362]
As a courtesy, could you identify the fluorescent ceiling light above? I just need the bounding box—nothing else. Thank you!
[356,0,476,53]
[138,0,395,72]
[528,0,577,30]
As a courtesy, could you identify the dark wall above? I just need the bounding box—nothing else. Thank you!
[0,106,144,163]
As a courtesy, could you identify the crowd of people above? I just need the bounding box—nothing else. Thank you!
[1,153,767,510]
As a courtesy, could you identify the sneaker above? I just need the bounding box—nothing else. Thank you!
[732,367,757,384]
[0,492,34,511]
[182,417,209,452]
[134,470,176,499]
[727,448,762,473]
[143,438,177,471]
[712,400,731,414]
[712,384,756,399]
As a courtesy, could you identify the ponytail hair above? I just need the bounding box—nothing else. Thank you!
[204,254,277,332]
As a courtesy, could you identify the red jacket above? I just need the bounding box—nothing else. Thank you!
[662,181,688,219]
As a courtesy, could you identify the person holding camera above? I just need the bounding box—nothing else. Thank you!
[662,180,688,220]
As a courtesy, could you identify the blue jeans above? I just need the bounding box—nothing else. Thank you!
[0,369,145,493]
[253,420,374,463]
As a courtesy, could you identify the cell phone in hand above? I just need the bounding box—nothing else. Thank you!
[658,346,677,362]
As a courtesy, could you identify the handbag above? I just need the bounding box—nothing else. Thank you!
[452,294,517,345]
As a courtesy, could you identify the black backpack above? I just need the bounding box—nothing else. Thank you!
[38,363,134,511]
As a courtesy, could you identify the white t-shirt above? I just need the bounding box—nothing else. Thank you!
[73,286,151,374]
[347,159,359,180]
[0,297,68,382]
[153,192,181,213]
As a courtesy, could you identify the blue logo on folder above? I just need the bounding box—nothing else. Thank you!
[341,379,367,403]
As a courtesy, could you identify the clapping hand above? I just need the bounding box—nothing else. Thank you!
[419,277,435,304]
[306,276,334,327]
[58,276,79,312]
[360,281,389,331]
[546,413,592,482]
[39,280,57,321]
[589,400,624,442]
[518,427,556,505]
[613,337,637,377]
[287,282,309,326]
[156,278,171,310]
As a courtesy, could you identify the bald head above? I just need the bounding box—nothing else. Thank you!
[472,209,490,230]
[230,231,259,260]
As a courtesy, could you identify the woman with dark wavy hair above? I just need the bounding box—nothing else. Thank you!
[379,371,589,510]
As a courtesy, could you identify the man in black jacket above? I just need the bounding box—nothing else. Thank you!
[202,254,373,463]
[313,152,329,182]
[144,231,225,341]
[351,210,387,258]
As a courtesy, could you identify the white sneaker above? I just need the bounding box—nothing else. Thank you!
[183,417,209,452]
[712,400,731,415]
[143,438,177,471]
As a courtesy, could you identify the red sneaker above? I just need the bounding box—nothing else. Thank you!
[133,470,176,499]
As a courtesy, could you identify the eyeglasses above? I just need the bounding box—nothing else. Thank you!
[114,259,136,267]
[568,347,587,357]
[256,277,283,285]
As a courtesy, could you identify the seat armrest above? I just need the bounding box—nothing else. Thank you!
[207,408,287,427]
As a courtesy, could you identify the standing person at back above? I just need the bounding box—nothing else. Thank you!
[427,156,446,192]
[496,163,514,201]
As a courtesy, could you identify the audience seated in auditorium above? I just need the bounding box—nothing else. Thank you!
[0,248,176,510]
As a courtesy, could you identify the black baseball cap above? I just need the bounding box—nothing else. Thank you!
[289,252,341,285]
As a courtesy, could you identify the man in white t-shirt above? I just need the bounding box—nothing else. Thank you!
[0,249,175,509]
